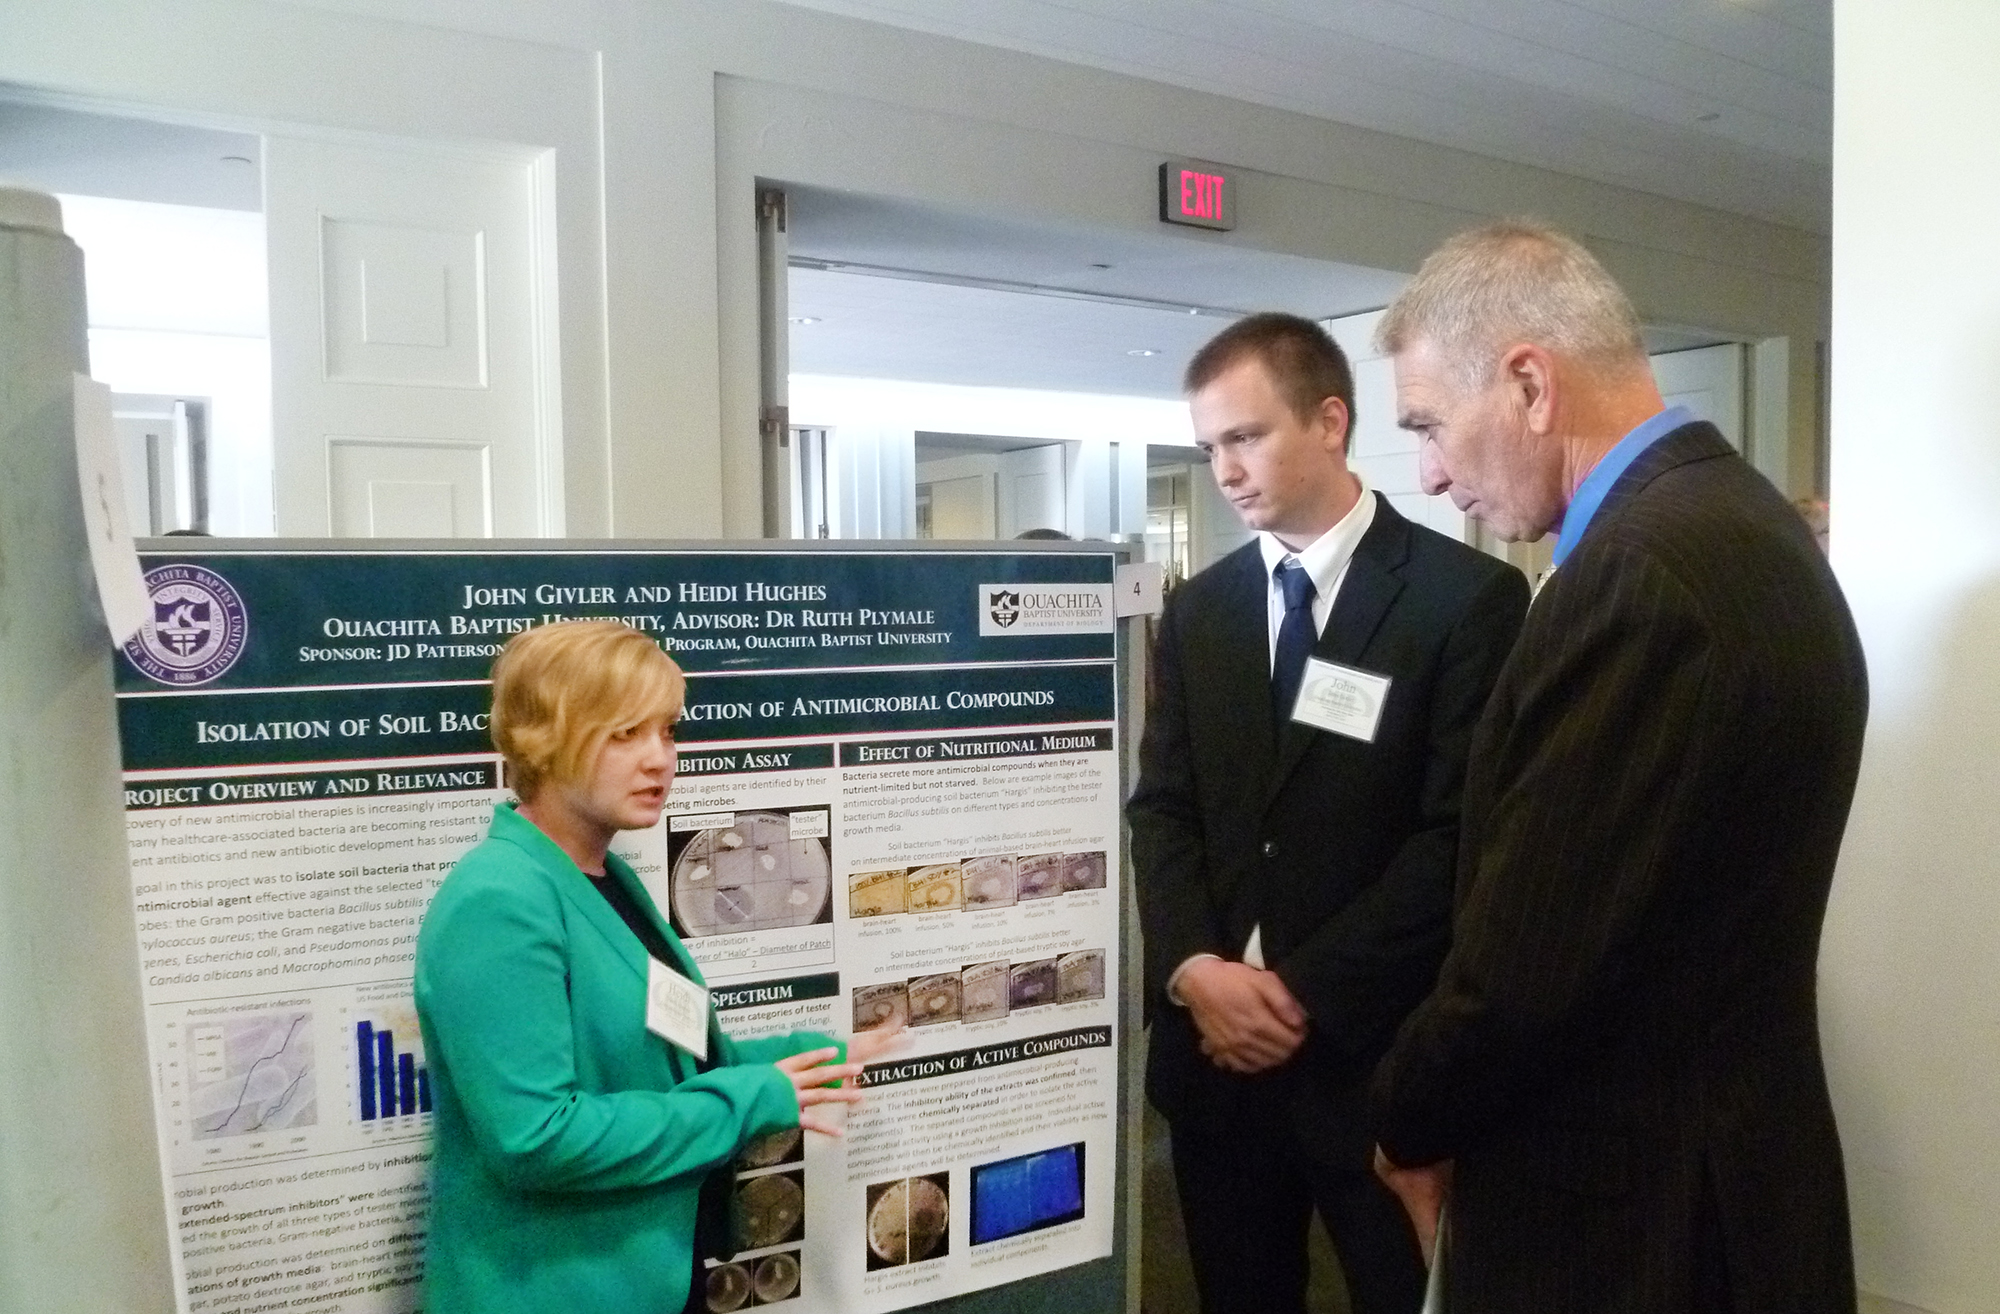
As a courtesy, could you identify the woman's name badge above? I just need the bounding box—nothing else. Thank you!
[1290,658,1392,743]
[647,958,711,1060]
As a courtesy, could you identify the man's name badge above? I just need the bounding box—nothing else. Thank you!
[1291,657,1392,743]
[647,957,711,1060]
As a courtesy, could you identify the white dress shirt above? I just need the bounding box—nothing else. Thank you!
[1259,483,1378,670]
[1172,482,1377,994]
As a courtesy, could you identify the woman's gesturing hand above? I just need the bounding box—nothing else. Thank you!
[846,1024,908,1070]
[776,1048,865,1135]
[776,1028,909,1135]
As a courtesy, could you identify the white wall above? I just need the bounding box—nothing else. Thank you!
[1825,5,2000,1312]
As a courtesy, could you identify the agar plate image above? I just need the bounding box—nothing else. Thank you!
[907,972,962,1027]
[865,1173,951,1270]
[733,1168,806,1251]
[853,981,910,1033]
[960,960,1012,1023]
[751,1249,801,1305]
[1060,851,1107,892]
[669,809,833,938]
[848,868,907,918]
[1057,949,1106,1004]
[1014,853,1064,901]
[706,1246,802,1308]
[705,1261,753,1313]
[737,1126,803,1170]
[1010,958,1058,1010]
[906,863,963,913]
[961,854,1017,910]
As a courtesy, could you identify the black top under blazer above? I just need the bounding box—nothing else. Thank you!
[1130,494,1530,1167]
[1370,423,1869,1314]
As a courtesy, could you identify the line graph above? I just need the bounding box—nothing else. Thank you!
[188,1010,318,1141]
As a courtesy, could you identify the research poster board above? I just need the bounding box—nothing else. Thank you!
[115,542,1137,1314]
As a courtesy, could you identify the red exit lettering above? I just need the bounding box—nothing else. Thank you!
[1179,169,1225,220]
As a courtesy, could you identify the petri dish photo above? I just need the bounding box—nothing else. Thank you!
[753,1251,800,1304]
[672,811,832,937]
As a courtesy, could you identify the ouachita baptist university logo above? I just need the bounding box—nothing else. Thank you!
[976,583,1114,637]
[124,563,250,686]
[986,589,1022,629]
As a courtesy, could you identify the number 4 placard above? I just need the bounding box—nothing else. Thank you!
[1114,561,1165,617]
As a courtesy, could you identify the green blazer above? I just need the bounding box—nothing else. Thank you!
[414,804,837,1314]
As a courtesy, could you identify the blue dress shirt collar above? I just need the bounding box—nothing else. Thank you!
[1551,405,1695,566]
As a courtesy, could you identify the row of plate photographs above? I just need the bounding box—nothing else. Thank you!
[853,948,1107,1033]
[702,1125,810,1311]
[848,850,1108,919]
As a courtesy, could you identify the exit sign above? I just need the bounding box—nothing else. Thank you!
[1159,160,1236,230]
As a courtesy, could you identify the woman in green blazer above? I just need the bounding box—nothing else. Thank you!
[416,621,885,1313]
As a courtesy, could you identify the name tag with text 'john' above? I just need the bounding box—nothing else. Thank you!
[1290,658,1391,743]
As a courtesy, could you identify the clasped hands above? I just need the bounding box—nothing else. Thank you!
[1178,958,1307,1074]
[777,1024,908,1135]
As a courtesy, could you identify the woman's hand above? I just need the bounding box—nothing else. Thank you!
[847,1024,909,1070]
[775,1048,864,1135]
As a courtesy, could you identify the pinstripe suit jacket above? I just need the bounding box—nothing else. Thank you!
[1370,424,1867,1313]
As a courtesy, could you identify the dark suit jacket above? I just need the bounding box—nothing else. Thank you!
[1370,424,1867,1313]
[1130,494,1529,1167]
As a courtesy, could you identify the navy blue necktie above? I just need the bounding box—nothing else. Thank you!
[1271,558,1317,724]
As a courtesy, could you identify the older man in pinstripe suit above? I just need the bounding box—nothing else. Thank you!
[1366,222,1867,1314]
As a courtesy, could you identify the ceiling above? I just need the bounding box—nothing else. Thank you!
[774,0,1832,232]
[0,97,261,211]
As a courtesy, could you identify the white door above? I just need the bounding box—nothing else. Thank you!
[996,443,1067,538]
[1651,343,1746,450]
[264,135,555,537]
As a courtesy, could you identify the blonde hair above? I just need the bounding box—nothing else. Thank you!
[1375,220,1646,389]
[489,621,684,800]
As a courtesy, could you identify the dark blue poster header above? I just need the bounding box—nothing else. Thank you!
[115,548,1115,694]
[115,545,1122,772]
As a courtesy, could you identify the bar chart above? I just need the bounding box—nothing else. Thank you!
[355,1018,431,1121]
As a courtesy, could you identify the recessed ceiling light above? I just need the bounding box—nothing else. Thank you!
[789,316,821,325]
[1128,348,1160,357]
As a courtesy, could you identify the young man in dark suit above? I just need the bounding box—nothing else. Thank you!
[1368,222,1867,1314]
[1128,314,1529,1314]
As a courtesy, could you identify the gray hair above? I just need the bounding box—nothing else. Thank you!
[1374,220,1646,388]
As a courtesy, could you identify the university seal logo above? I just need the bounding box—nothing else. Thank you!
[986,589,1022,629]
[123,563,250,686]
